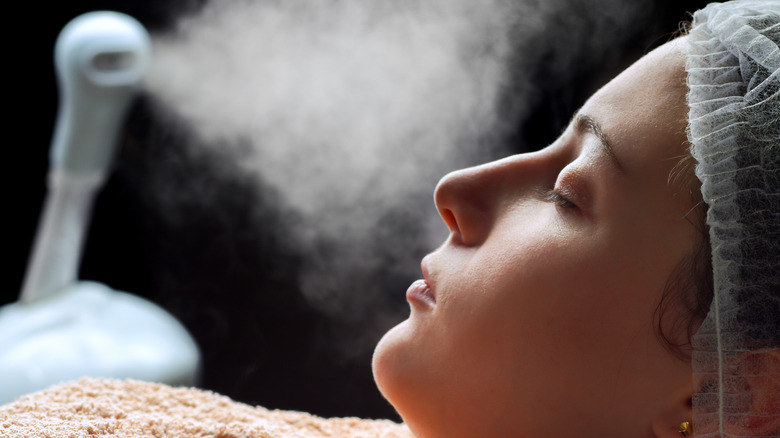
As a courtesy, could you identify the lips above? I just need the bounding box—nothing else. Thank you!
[405,257,437,307]
[406,279,435,307]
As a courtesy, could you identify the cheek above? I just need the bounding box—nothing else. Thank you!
[434,229,601,394]
[462,225,606,333]
[453,223,667,384]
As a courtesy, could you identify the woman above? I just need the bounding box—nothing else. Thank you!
[1,1,777,437]
[373,1,779,437]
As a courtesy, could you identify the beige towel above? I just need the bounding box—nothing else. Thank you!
[0,378,412,438]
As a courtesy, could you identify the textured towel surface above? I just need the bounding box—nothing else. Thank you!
[0,378,412,437]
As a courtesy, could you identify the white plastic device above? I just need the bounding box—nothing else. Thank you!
[0,11,200,404]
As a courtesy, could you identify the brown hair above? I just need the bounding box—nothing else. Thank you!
[655,152,713,361]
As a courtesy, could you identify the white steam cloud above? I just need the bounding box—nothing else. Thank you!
[142,0,653,356]
[148,0,512,215]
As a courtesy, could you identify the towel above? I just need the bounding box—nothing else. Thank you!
[0,378,412,437]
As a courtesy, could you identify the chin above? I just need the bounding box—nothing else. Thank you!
[372,319,445,438]
[372,319,409,399]
[372,320,423,424]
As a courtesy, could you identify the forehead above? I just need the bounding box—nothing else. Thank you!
[579,39,689,172]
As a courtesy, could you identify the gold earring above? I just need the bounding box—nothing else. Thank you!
[678,421,692,436]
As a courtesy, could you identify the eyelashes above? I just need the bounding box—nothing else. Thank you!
[538,187,577,209]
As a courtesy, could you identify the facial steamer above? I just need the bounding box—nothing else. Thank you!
[0,12,199,404]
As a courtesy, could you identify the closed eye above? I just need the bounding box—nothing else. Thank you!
[538,188,577,209]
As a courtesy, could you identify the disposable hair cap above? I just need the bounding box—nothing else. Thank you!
[686,0,780,436]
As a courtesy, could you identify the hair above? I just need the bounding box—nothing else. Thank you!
[656,224,713,361]
[651,19,714,362]
[655,151,714,361]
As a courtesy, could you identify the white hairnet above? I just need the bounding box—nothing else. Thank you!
[686,1,779,437]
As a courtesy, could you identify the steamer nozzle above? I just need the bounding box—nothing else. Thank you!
[51,11,150,175]
[19,11,151,305]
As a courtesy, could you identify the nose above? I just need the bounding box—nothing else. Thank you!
[433,152,554,246]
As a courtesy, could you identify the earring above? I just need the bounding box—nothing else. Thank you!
[678,421,692,436]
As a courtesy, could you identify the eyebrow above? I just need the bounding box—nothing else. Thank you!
[574,113,625,173]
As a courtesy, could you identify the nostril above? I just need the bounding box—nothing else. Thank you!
[440,208,459,233]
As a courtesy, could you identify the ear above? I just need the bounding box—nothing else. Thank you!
[692,349,780,437]
[651,377,694,438]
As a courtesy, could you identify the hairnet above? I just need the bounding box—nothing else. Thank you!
[685,1,780,436]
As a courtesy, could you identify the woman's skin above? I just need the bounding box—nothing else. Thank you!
[373,38,700,438]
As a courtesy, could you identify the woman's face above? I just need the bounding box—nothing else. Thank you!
[373,39,698,437]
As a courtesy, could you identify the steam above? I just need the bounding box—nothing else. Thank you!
[142,0,654,356]
[149,1,511,213]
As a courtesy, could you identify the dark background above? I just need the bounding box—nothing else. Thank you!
[8,0,711,421]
